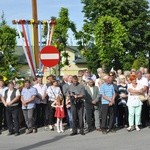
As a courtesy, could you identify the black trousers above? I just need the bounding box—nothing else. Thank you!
[35,103,49,127]
[141,101,149,127]
[48,101,56,125]
[117,104,128,127]
[0,103,6,130]
[6,106,19,133]
[101,104,115,130]
[71,101,84,132]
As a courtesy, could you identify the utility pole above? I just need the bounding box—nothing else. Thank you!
[32,0,39,68]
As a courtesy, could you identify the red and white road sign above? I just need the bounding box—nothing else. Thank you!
[40,46,60,67]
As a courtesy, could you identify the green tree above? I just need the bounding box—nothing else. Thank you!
[132,52,149,70]
[0,13,18,80]
[80,0,150,71]
[76,24,100,73]
[94,16,128,71]
[0,11,7,26]
[43,8,77,75]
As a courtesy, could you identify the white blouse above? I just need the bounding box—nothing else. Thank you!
[46,86,62,101]
[127,83,143,107]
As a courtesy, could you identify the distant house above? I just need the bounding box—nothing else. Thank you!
[15,46,87,77]
[15,46,31,77]
[61,46,87,75]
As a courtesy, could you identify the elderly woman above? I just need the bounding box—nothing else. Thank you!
[127,75,144,131]
[117,75,128,128]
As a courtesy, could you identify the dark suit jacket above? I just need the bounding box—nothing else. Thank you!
[84,85,100,109]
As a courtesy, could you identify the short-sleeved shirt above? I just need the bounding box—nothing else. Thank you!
[46,86,62,101]
[137,77,148,87]
[21,87,37,109]
[137,77,148,95]
[34,83,47,104]
[68,83,85,97]
[100,83,115,104]
[0,87,8,98]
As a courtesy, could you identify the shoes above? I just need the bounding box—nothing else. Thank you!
[135,126,140,131]
[33,128,37,133]
[14,132,20,136]
[49,125,54,131]
[79,130,85,135]
[118,125,124,129]
[96,128,101,132]
[107,129,116,133]
[7,132,14,136]
[44,126,49,131]
[102,129,107,134]
[59,126,64,133]
[87,129,92,133]
[86,128,92,133]
[26,129,33,134]
[70,132,77,136]
[49,125,52,129]
[80,132,85,135]
[57,130,61,133]
[127,126,134,132]
[69,128,72,132]
[60,129,64,133]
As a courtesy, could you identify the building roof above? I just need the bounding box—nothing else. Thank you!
[67,46,87,64]
[15,46,87,64]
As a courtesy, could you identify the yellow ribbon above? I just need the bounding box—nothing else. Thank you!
[30,22,36,68]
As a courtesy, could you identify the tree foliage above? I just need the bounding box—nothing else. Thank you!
[94,16,128,71]
[132,52,149,70]
[0,11,7,26]
[0,13,18,80]
[80,0,150,71]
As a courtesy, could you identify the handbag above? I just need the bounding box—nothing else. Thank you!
[146,96,150,105]
[138,95,148,102]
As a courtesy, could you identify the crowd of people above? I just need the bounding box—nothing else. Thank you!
[0,66,150,136]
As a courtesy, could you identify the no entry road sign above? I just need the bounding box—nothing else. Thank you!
[40,46,60,67]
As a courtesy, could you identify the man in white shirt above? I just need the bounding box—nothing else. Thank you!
[33,76,48,128]
[1,81,20,136]
[136,70,149,127]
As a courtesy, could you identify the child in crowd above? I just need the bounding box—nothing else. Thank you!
[51,94,65,133]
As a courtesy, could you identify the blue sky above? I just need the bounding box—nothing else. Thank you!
[0,0,84,45]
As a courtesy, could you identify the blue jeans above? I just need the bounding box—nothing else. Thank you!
[23,108,35,130]
[67,108,72,128]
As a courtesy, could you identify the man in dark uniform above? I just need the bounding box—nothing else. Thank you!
[68,75,85,136]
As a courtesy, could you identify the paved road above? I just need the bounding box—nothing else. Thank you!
[0,127,150,150]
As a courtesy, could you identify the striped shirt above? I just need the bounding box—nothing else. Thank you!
[100,83,115,104]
